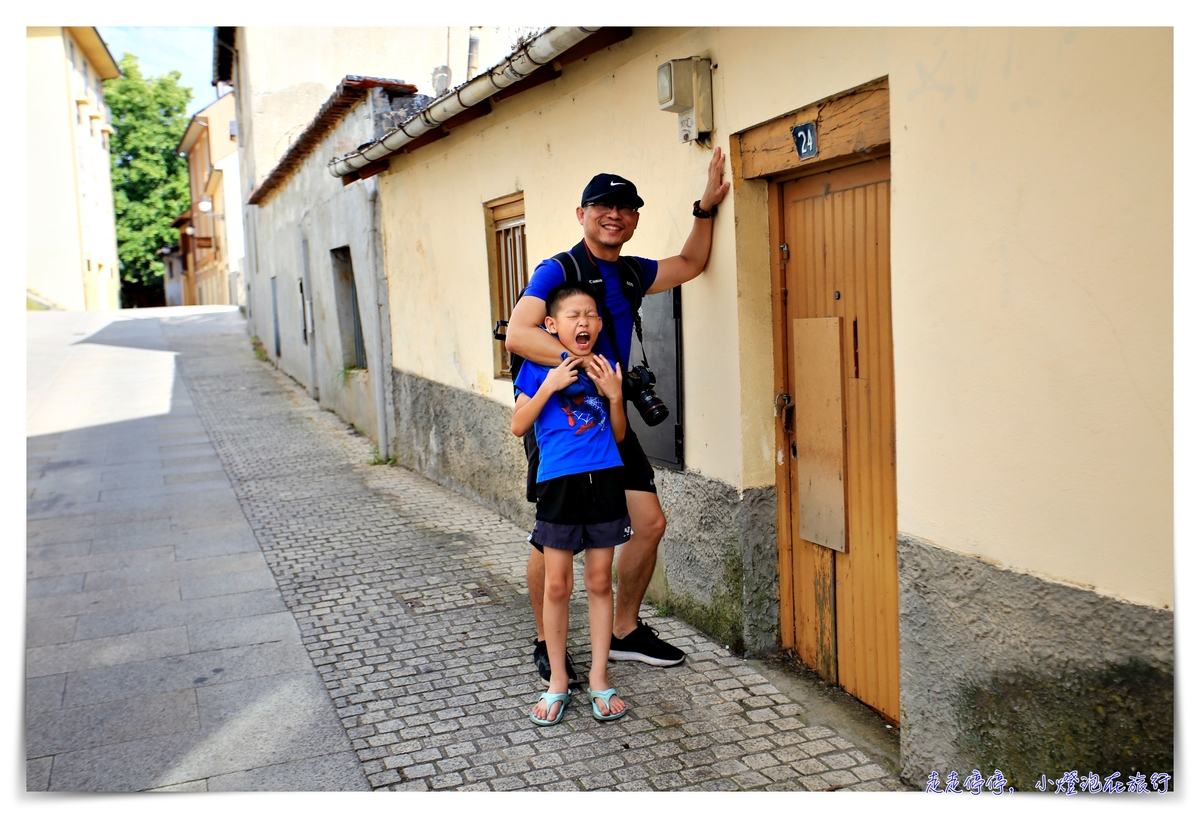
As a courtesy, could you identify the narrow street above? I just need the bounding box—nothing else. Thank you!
[26,307,906,792]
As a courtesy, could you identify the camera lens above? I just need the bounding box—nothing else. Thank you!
[632,390,669,427]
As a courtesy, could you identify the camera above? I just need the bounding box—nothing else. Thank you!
[623,365,669,427]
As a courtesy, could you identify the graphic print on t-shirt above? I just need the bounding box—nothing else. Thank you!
[558,392,608,436]
[513,360,624,483]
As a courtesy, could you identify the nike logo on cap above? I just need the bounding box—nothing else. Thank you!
[610,181,625,186]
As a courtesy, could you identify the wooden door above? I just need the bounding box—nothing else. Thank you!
[775,156,898,723]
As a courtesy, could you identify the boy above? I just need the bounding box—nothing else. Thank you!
[511,282,629,725]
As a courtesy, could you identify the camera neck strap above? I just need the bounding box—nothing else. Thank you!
[559,241,650,373]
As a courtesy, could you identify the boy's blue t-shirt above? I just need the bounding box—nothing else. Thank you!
[523,255,658,369]
[514,361,624,483]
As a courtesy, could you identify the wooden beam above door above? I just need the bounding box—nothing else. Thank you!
[736,77,889,181]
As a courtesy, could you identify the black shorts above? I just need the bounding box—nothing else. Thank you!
[523,424,657,503]
[529,467,632,553]
[616,428,658,495]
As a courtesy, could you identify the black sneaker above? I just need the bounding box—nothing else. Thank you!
[532,638,580,687]
[609,619,685,666]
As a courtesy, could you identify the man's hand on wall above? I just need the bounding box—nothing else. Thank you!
[699,146,731,212]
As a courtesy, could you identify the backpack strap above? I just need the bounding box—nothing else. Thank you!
[554,242,629,371]
[551,241,653,372]
[617,257,649,368]
[618,256,644,316]
[552,249,582,283]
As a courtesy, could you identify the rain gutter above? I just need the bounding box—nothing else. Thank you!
[327,26,599,178]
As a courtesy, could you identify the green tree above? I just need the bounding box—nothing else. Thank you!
[104,53,192,304]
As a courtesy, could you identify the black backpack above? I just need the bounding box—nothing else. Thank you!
[491,240,645,502]
[493,239,644,387]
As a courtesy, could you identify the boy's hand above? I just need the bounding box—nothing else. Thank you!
[588,355,623,400]
[543,356,581,393]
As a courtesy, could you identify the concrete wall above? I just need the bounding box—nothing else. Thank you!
[245,90,394,450]
[898,533,1173,786]
[369,26,1172,783]
[26,27,120,311]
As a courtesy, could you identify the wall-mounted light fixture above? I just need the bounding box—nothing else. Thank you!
[657,57,713,144]
[197,196,213,214]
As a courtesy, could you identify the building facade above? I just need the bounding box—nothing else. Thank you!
[325,27,1172,786]
[241,77,422,458]
[217,26,532,450]
[26,26,121,311]
[177,92,245,306]
[161,243,186,306]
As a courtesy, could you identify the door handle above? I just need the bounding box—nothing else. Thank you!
[774,392,793,417]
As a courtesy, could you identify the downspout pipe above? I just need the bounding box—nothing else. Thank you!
[298,230,319,400]
[328,26,598,178]
[367,181,390,461]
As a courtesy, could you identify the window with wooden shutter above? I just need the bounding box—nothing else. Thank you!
[485,192,529,379]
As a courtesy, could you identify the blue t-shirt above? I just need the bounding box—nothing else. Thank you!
[514,360,624,483]
[524,254,659,369]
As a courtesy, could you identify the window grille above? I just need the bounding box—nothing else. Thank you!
[486,192,528,379]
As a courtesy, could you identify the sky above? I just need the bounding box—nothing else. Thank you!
[97,27,219,117]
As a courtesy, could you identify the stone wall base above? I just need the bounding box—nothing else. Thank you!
[897,533,1174,789]
[390,368,778,655]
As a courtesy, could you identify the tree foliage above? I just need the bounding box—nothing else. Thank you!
[105,53,192,289]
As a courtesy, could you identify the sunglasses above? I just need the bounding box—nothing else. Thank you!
[585,202,639,215]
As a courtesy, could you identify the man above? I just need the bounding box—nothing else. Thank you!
[506,148,730,682]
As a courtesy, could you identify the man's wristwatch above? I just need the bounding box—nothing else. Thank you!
[693,200,717,219]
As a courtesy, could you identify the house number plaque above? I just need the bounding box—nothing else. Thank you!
[791,122,817,160]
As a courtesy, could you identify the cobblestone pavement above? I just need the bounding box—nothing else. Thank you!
[165,310,907,792]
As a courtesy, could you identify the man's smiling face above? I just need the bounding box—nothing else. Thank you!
[577,200,640,251]
[544,292,602,357]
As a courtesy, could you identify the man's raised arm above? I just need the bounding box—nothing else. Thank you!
[505,295,569,367]
[647,146,731,294]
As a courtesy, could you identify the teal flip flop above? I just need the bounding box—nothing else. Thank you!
[530,691,571,726]
[587,688,627,721]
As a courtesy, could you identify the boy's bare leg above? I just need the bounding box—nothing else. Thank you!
[527,547,545,641]
[584,546,626,717]
[533,547,573,721]
[613,490,667,639]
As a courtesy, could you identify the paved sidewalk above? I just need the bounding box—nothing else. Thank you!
[26,309,367,792]
[27,307,907,792]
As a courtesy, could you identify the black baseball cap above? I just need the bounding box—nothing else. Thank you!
[580,173,644,209]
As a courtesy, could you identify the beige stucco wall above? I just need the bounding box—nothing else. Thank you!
[880,28,1172,610]
[203,92,238,166]
[27,27,120,311]
[377,27,1171,609]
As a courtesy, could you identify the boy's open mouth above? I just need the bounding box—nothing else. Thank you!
[574,331,591,350]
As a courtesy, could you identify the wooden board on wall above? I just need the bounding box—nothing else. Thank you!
[792,317,847,552]
[738,78,889,181]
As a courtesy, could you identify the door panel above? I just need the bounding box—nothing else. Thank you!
[792,317,847,552]
[778,156,898,722]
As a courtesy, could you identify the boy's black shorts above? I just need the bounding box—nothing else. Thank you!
[529,467,632,553]
[523,426,657,504]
